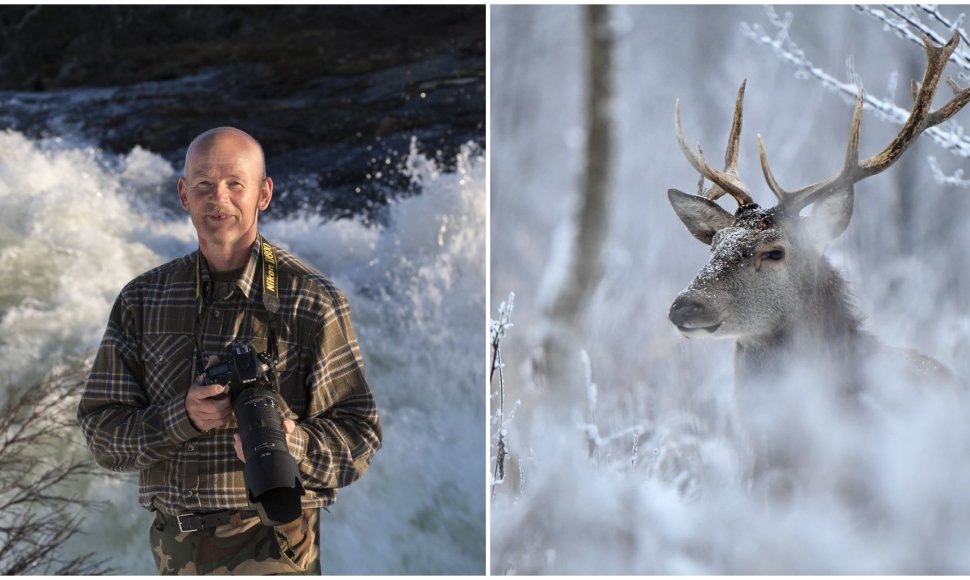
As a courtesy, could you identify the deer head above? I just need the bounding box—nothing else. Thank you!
[668,32,970,345]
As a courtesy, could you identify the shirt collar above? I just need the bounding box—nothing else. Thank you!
[197,240,261,302]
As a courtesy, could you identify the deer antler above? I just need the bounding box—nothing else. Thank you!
[759,31,970,214]
[675,80,755,207]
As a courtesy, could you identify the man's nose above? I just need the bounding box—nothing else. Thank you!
[212,182,231,202]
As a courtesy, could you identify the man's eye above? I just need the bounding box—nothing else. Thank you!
[762,249,785,261]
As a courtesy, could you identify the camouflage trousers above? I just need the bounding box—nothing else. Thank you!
[150,508,321,575]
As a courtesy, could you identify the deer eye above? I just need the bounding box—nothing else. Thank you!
[762,249,785,261]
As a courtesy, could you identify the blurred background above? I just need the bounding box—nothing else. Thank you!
[491,5,970,574]
[0,5,484,574]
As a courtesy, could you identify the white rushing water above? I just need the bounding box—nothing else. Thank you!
[0,129,485,573]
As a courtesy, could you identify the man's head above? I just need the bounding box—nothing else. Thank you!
[178,127,273,255]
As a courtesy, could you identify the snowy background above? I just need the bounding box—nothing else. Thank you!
[491,5,970,574]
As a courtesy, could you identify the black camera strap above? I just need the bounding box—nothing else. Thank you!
[257,234,282,368]
[193,234,283,376]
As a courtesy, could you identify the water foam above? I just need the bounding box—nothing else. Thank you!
[0,131,191,387]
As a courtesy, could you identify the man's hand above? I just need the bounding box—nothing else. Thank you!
[185,355,232,432]
[233,419,297,463]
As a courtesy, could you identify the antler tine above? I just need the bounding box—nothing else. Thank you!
[674,82,755,208]
[781,31,970,213]
[723,80,746,177]
[757,133,789,204]
[761,87,865,207]
[859,32,960,175]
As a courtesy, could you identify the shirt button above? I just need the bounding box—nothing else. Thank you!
[186,444,196,452]
[183,490,195,498]
[213,310,221,318]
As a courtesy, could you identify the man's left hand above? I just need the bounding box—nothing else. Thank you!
[233,419,298,463]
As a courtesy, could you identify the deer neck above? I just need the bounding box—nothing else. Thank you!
[734,257,864,389]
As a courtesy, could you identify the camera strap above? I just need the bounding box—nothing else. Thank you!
[257,234,285,398]
[257,234,282,368]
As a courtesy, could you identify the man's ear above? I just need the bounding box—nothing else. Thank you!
[258,177,273,211]
[667,188,734,245]
[177,176,189,210]
[805,186,853,250]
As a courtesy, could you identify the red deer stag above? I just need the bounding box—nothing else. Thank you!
[668,33,968,403]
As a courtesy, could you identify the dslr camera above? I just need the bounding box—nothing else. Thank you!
[204,343,305,526]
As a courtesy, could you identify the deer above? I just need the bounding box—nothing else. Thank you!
[666,33,969,494]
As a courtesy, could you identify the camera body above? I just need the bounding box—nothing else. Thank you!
[204,343,305,526]
[203,343,274,395]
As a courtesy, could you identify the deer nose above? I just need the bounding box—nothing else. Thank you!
[668,296,710,328]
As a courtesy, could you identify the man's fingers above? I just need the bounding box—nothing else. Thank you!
[187,382,226,401]
[185,379,231,431]
[233,433,245,463]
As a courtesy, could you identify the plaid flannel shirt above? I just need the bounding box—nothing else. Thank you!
[78,238,381,515]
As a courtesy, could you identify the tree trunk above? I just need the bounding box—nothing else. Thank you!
[537,5,615,422]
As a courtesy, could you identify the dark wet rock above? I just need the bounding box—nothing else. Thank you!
[0,5,484,223]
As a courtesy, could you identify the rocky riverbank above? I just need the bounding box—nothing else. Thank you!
[0,5,484,221]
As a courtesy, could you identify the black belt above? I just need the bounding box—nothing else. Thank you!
[155,509,260,533]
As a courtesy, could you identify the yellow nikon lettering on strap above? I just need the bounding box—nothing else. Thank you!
[265,266,277,294]
[261,241,277,265]
[260,239,279,296]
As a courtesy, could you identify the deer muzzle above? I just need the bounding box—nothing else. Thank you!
[669,295,723,337]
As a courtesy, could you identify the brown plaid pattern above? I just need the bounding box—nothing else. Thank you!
[78,238,381,516]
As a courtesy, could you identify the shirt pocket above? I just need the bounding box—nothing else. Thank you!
[275,340,308,419]
[142,333,196,402]
[245,337,306,419]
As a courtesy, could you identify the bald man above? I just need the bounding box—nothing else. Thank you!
[79,127,382,575]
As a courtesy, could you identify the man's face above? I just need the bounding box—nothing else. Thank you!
[177,132,272,251]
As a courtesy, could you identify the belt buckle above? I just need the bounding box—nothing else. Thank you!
[176,512,200,533]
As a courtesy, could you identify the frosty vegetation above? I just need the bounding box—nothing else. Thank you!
[491,5,970,574]
[489,292,517,502]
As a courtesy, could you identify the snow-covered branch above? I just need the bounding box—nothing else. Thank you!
[856,5,970,71]
[928,155,970,186]
[490,292,517,501]
[742,5,970,186]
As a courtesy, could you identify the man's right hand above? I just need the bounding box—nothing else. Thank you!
[185,355,233,432]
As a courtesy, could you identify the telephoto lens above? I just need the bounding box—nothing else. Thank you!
[204,343,305,525]
[234,386,305,525]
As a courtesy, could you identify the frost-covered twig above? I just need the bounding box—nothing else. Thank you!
[577,350,652,465]
[928,155,970,186]
[855,5,970,70]
[489,292,515,385]
[490,292,516,502]
[581,350,599,461]
[631,431,640,471]
[919,5,970,47]
[741,5,970,186]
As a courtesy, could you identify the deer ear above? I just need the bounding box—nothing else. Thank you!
[667,188,734,245]
[805,186,854,248]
